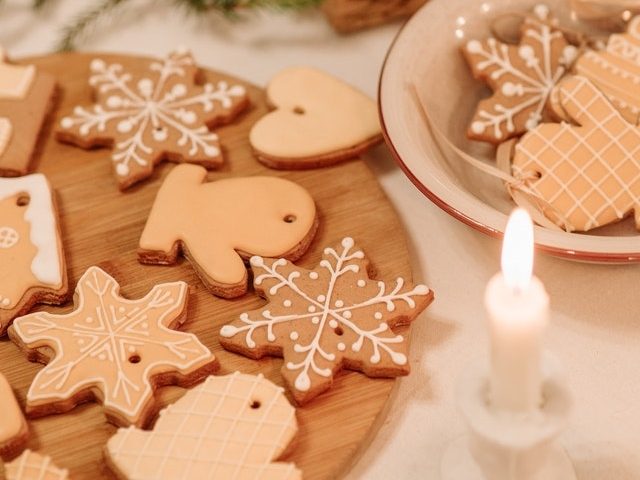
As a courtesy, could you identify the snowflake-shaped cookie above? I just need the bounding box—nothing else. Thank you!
[220,237,433,404]
[462,4,577,144]
[57,50,249,190]
[8,266,218,427]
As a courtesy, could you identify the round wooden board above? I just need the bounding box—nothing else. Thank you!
[0,52,416,479]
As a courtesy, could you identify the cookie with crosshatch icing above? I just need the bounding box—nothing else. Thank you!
[4,449,69,480]
[219,237,433,404]
[0,372,28,461]
[0,174,68,336]
[138,163,319,299]
[8,266,218,427]
[555,14,640,123]
[512,75,640,232]
[56,49,249,190]
[0,46,56,177]
[462,4,578,144]
[249,67,382,169]
[106,372,300,480]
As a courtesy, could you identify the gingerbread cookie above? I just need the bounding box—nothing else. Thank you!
[4,450,69,480]
[220,237,433,404]
[513,75,640,232]
[106,372,300,480]
[462,5,577,144]
[568,15,640,123]
[0,47,56,176]
[138,164,318,298]
[56,50,249,190]
[0,174,68,336]
[0,373,28,461]
[8,266,218,427]
[249,67,382,169]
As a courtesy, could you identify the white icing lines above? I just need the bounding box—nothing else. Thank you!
[220,237,431,394]
[60,52,246,178]
[514,75,640,231]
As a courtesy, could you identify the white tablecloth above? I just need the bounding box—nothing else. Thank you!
[2,2,639,478]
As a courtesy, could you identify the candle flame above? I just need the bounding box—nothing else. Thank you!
[501,208,534,292]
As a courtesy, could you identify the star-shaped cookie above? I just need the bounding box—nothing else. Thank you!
[8,266,218,427]
[220,237,434,404]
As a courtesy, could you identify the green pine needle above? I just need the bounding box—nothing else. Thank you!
[30,0,322,51]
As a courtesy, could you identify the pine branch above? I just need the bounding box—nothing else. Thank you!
[54,0,127,52]
[36,0,323,52]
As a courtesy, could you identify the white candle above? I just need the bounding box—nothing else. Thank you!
[485,209,549,413]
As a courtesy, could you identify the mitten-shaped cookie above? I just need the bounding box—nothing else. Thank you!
[106,372,300,480]
[550,15,640,123]
[138,164,318,298]
[513,75,640,231]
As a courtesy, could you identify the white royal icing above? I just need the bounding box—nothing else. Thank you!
[60,53,246,177]
[11,267,214,420]
[0,226,19,248]
[220,237,430,393]
[0,174,61,285]
[465,12,575,139]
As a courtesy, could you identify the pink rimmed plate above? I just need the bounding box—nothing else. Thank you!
[379,0,640,263]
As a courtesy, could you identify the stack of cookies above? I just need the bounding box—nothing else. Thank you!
[462,4,640,233]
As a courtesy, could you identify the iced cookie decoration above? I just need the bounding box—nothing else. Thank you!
[249,67,382,169]
[0,373,28,460]
[56,50,249,190]
[568,15,640,122]
[513,75,640,232]
[7,266,218,427]
[106,372,300,480]
[220,237,433,404]
[4,450,69,480]
[0,174,68,336]
[138,164,318,298]
[0,46,56,176]
[462,5,578,144]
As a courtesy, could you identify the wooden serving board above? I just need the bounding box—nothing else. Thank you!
[0,52,418,479]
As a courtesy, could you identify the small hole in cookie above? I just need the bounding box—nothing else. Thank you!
[16,194,30,207]
[250,400,261,409]
[128,354,141,364]
[283,214,296,223]
[293,106,305,115]
[334,326,344,336]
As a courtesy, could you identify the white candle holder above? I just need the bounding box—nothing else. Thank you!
[441,353,575,480]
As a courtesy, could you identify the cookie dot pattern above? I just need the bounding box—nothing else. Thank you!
[220,237,434,404]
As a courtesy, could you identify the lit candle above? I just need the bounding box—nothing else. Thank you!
[484,209,549,413]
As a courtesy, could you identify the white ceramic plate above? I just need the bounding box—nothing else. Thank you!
[379,0,640,262]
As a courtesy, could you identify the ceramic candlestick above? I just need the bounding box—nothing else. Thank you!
[440,353,575,480]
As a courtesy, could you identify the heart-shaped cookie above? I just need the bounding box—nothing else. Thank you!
[250,67,382,169]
